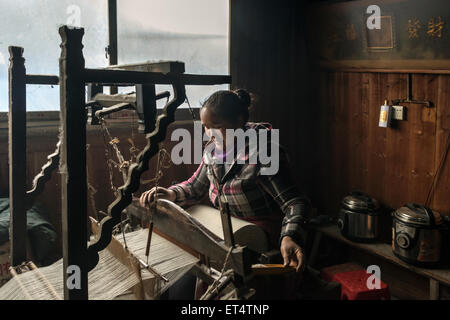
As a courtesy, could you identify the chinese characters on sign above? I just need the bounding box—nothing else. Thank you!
[326,16,445,44]
[427,16,444,38]
[408,18,421,39]
[308,0,450,70]
[408,16,445,39]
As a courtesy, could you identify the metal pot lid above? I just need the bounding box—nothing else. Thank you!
[393,203,443,226]
[342,191,380,212]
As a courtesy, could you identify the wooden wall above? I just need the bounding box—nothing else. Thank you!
[230,0,450,220]
[311,71,450,218]
[230,0,314,195]
[0,0,448,289]
[229,0,450,299]
[0,120,199,257]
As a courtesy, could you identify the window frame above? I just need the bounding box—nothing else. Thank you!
[0,0,229,125]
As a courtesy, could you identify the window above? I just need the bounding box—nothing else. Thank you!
[116,0,229,109]
[0,0,108,111]
[0,0,229,111]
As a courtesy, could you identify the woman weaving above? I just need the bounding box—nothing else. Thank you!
[140,89,310,270]
[139,89,311,296]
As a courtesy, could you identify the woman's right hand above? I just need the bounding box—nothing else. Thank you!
[139,187,176,208]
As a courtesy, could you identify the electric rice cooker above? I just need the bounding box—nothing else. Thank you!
[337,191,380,242]
[392,203,450,267]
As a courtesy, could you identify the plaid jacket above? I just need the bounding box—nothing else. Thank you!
[169,122,310,248]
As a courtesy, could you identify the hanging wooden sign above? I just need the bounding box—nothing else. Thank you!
[307,0,450,72]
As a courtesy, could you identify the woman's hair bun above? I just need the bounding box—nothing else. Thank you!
[233,89,251,109]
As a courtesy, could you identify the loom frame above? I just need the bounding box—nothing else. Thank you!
[58,25,233,300]
[8,24,243,300]
[8,46,62,268]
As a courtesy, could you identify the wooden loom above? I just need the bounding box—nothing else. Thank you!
[6,45,154,300]
[125,200,295,299]
[6,52,201,299]
[8,25,294,300]
[7,24,238,300]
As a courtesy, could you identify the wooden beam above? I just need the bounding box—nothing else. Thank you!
[106,61,185,74]
[59,26,88,300]
[83,68,231,86]
[220,203,235,248]
[107,0,118,94]
[430,279,440,300]
[126,201,255,277]
[8,46,27,267]
[91,93,136,107]
[25,74,59,85]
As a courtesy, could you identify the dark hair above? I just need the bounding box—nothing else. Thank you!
[201,89,251,125]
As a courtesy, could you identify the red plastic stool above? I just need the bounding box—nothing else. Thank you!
[334,270,390,300]
[321,263,390,300]
[321,262,363,282]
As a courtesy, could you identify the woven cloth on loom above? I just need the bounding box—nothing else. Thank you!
[116,227,199,296]
[0,228,198,300]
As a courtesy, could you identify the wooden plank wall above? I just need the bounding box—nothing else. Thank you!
[230,0,450,300]
[311,71,450,218]
[230,0,314,196]
[230,0,450,222]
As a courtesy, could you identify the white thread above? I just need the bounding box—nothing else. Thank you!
[0,228,198,300]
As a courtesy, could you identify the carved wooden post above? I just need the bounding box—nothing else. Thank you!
[59,26,88,300]
[8,46,27,267]
[86,79,186,272]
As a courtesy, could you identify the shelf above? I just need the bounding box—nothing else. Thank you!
[314,225,450,287]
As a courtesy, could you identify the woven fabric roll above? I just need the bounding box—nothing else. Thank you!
[185,204,269,253]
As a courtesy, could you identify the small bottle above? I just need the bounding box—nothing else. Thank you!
[379,100,391,128]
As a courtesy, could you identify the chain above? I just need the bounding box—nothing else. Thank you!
[100,118,119,195]
[129,111,140,162]
[86,144,100,221]
[96,114,172,262]
[101,118,129,183]
[185,95,196,120]
[99,117,136,245]
[140,147,172,185]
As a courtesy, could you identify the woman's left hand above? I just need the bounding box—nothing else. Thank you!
[280,236,305,272]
